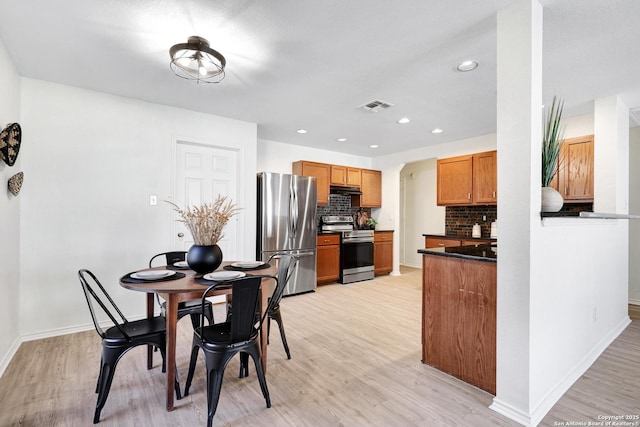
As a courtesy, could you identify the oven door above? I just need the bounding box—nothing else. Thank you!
[340,240,374,271]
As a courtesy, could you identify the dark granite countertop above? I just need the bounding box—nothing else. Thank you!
[418,243,497,262]
[422,233,496,242]
[374,229,394,233]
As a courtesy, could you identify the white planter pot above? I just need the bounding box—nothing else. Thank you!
[541,186,564,212]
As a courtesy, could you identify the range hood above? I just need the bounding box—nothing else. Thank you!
[330,185,362,195]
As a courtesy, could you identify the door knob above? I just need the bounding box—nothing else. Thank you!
[177,232,184,238]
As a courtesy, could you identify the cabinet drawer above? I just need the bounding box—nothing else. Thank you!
[425,237,462,248]
[462,240,493,246]
[374,231,393,242]
[317,234,340,246]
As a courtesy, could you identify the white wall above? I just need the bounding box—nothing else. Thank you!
[0,40,22,375]
[257,139,371,174]
[18,79,257,338]
[630,126,640,305]
[399,159,444,268]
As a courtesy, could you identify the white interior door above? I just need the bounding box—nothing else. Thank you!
[174,141,239,259]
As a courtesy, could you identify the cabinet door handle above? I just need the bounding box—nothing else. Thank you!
[565,187,568,195]
[467,193,471,200]
[438,243,445,246]
[493,191,496,198]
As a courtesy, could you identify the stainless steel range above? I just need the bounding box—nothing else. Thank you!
[321,215,375,284]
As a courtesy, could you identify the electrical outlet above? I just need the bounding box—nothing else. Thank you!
[149,195,157,206]
[482,215,487,221]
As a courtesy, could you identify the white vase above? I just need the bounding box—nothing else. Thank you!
[541,187,563,212]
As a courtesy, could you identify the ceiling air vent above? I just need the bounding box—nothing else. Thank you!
[360,99,394,113]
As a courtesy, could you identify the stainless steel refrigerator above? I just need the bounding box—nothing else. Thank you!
[257,172,317,296]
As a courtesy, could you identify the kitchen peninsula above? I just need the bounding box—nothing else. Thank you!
[417,244,496,394]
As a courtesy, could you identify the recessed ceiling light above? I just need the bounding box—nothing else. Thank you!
[369,144,379,149]
[337,138,347,142]
[397,117,411,124]
[431,128,443,134]
[296,129,308,134]
[456,60,478,72]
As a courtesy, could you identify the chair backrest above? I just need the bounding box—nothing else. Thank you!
[200,276,264,342]
[148,251,187,268]
[78,269,131,340]
[267,253,297,307]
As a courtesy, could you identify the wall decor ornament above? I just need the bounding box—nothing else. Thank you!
[0,122,22,166]
[8,171,23,196]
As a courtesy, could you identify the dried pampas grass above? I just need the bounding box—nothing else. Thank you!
[167,196,240,246]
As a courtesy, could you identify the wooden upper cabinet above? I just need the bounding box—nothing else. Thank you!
[437,151,497,206]
[358,169,382,208]
[331,165,361,187]
[295,161,381,207]
[292,161,331,205]
[473,151,497,204]
[437,155,473,205]
[558,135,594,202]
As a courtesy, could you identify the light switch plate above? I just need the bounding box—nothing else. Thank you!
[149,195,157,206]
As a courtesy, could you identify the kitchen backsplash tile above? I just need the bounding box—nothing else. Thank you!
[316,194,371,226]
[446,206,497,238]
[445,202,592,237]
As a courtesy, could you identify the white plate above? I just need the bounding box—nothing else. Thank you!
[203,271,246,281]
[231,261,264,269]
[131,270,176,280]
[173,261,189,268]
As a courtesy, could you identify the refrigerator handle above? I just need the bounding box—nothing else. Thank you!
[290,181,298,240]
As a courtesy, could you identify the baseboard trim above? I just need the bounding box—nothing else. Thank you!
[491,315,631,427]
[20,313,149,343]
[0,336,21,379]
[629,299,640,306]
[489,399,532,427]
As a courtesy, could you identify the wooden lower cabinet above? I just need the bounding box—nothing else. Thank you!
[374,231,393,276]
[422,254,496,394]
[317,234,340,284]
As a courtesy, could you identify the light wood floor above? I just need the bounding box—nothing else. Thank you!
[0,267,638,426]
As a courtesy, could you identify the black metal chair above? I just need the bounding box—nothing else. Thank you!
[183,275,276,426]
[264,253,297,359]
[149,251,214,329]
[226,254,297,360]
[78,269,180,424]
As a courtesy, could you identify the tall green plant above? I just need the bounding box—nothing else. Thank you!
[542,95,565,187]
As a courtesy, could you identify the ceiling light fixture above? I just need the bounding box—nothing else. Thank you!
[456,60,478,72]
[398,117,411,124]
[369,144,379,149]
[170,36,226,84]
[431,128,443,134]
[296,129,308,134]
[337,138,347,142]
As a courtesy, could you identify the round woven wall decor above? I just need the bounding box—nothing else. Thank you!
[0,122,22,167]
[8,171,23,196]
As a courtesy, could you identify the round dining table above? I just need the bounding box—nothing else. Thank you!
[120,261,277,411]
